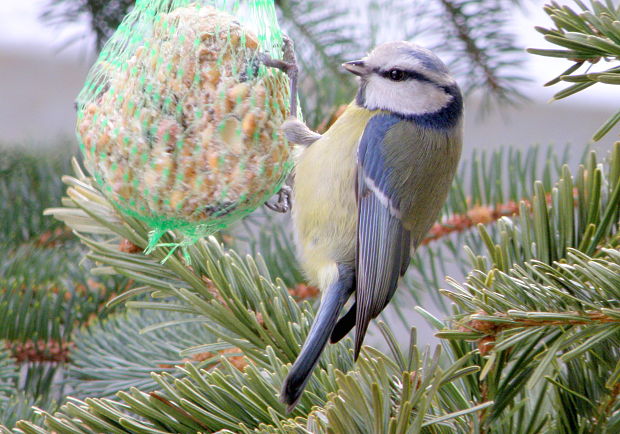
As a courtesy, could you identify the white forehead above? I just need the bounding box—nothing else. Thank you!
[364,42,454,86]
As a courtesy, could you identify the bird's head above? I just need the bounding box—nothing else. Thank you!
[343,42,461,119]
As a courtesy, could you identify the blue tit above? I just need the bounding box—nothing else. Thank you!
[280,41,463,410]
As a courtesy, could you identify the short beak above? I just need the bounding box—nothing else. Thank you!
[342,60,368,76]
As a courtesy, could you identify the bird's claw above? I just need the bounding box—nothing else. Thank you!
[258,35,298,116]
[259,36,297,215]
[265,185,292,213]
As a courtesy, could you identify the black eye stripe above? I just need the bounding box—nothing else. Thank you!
[375,68,434,84]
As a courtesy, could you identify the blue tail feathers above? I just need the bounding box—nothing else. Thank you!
[330,302,356,344]
[280,264,354,411]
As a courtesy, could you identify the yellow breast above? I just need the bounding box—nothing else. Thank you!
[292,103,376,288]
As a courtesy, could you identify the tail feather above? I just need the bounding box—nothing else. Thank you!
[280,264,354,412]
[330,302,356,344]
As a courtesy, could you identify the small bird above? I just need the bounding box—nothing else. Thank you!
[280,41,463,410]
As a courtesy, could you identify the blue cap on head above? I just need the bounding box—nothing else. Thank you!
[399,46,449,74]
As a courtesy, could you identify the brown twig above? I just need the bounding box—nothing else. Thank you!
[422,201,521,246]
[158,348,249,372]
[34,227,74,248]
[288,283,319,299]
[438,0,503,95]
[460,310,620,336]
[5,339,72,364]
[592,382,620,432]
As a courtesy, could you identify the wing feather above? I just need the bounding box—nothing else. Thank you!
[353,114,412,358]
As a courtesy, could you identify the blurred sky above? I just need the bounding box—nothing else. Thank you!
[2,0,618,105]
[0,0,94,59]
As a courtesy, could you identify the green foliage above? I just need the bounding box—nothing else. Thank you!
[14,332,486,433]
[1,242,127,343]
[0,143,73,245]
[0,145,129,430]
[3,137,618,433]
[0,345,59,429]
[9,136,615,432]
[528,0,620,140]
[45,167,353,411]
[67,310,218,399]
[439,246,620,427]
[433,144,620,432]
[1,243,80,285]
[0,345,18,404]
[232,212,305,289]
[477,147,619,270]
[4,160,492,432]
[303,327,489,434]
[0,393,50,433]
[0,241,127,429]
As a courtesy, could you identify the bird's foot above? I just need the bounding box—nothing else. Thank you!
[265,184,292,213]
[258,35,298,116]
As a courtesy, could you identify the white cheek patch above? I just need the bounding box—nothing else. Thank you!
[364,76,453,116]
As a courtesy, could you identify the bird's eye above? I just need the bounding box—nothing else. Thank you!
[388,69,406,81]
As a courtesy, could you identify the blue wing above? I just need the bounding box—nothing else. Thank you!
[351,114,412,358]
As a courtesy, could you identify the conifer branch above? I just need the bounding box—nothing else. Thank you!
[528,0,620,140]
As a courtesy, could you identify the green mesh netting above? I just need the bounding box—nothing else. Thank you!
[76,0,293,260]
